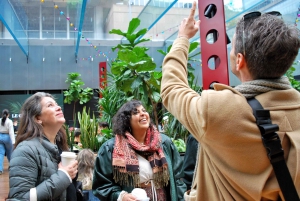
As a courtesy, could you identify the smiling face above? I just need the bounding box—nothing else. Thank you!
[36,97,65,128]
[130,105,150,135]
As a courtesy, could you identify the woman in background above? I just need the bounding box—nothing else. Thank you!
[8,92,78,200]
[0,109,15,174]
[77,148,100,201]
[93,100,186,201]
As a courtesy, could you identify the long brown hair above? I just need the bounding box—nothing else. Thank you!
[15,92,69,151]
[77,149,95,189]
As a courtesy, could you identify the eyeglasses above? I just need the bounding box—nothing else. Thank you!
[242,11,282,56]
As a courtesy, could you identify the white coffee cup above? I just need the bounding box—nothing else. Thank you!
[138,198,150,201]
[61,151,77,166]
[131,188,149,201]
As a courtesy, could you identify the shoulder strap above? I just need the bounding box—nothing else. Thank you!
[247,98,299,201]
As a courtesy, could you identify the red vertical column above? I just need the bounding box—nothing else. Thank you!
[99,62,107,98]
[198,0,229,89]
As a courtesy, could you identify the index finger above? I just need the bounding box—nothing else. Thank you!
[189,1,197,19]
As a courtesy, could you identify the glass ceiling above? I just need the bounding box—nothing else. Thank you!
[0,0,298,57]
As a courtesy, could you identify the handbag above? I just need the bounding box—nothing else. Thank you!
[183,143,201,201]
[184,187,197,201]
[247,98,299,201]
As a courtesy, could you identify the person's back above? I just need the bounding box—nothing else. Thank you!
[161,3,300,200]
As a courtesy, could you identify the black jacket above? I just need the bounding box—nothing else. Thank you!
[182,134,199,190]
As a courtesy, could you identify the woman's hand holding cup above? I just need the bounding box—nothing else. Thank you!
[58,160,78,179]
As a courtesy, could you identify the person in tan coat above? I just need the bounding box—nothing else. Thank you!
[161,1,300,201]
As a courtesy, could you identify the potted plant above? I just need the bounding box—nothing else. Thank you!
[97,73,132,127]
[158,42,202,145]
[78,106,100,152]
[109,18,161,128]
[63,72,94,123]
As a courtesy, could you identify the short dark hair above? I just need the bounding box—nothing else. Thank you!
[98,122,109,128]
[234,13,300,79]
[74,128,81,137]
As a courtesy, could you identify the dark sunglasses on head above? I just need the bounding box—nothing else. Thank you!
[243,11,281,21]
[242,11,282,55]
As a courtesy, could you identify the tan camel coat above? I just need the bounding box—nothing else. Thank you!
[161,37,300,201]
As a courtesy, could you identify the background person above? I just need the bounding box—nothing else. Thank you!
[8,92,78,200]
[13,119,18,134]
[181,134,198,191]
[77,148,100,201]
[0,109,15,175]
[93,100,186,201]
[161,1,300,200]
[97,121,109,136]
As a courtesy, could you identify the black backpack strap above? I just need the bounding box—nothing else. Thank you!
[247,98,299,201]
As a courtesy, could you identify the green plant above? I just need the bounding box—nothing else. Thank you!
[158,42,202,143]
[97,128,113,148]
[64,72,94,120]
[109,18,161,127]
[98,73,132,127]
[78,107,100,152]
[286,62,300,91]
[158,41,202,93]
[65,123,75,151]
[172,138,186,152]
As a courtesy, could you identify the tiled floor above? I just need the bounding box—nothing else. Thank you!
[0,158,9,201]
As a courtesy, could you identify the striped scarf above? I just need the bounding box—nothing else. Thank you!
[112,126,169,188]
[234,76,292,98]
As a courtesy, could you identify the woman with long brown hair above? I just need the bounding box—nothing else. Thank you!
[8,92,78,200]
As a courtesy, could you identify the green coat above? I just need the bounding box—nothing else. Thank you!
[92,134,186,201]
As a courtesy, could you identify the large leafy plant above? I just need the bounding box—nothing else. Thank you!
[109,18,161,127]
[64,72,94,120]
[286,62,300,91]
[97,73,132,127]
[158,42,202,143]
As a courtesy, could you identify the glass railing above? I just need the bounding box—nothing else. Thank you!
[0,0,28,56]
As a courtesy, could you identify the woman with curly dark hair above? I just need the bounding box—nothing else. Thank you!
[93,100,186,201]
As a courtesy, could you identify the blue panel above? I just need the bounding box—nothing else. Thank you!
[0,0,28,57]
[75,0,88,58]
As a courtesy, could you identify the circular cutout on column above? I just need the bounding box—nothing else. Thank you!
[207,55,221,70]
[204,4,217,18]
[209,81,219,89]
[206,29,219,44]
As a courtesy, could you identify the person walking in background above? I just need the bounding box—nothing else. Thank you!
[8,92,78,200]
[77,148,100,201]
[13,119,18,134]
[0,109,15,175]
[93,100,186,201]
[161,1,300,200]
